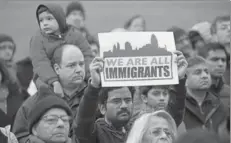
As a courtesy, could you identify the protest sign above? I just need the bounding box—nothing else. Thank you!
[98,32,178,87]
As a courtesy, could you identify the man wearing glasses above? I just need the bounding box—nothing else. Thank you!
[28,93,73,143]
[26,55,103,143]
[13,44,103,143]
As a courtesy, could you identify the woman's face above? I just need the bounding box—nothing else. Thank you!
[142,117,174,143]
[128,17,145,32]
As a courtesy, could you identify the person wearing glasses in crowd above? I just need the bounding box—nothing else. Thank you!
[28,91,73,143]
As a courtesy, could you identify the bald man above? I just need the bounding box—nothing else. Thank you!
[12,44,101,143]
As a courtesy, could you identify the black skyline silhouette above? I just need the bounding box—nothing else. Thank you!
[103,34,172,57]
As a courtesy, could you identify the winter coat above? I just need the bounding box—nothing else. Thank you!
[30,3,93,86]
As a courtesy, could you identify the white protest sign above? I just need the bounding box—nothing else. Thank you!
[98,32,179,87]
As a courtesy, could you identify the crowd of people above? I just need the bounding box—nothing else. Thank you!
[0,1,230,143]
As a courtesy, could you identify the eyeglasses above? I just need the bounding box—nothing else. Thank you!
[41,115,72,125]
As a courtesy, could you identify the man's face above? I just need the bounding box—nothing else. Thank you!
[144,87,169,111]
[55,47,85,86]
[128,17,145,32]
[216,20,230,45]
[0,41,14,61]
[105,87,133,128]
[142,117,174,143]
[39,11,59,34]
[33,108,70,143]
[175,35,195,61]
[187,64,212,90]
[206,49,227,77]
[66,10,85,29]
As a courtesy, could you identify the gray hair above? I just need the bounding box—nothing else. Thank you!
[126,110,177,143]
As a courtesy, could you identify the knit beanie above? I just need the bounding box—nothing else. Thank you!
[28,88,72,133]
[174,128,221,143]
[66,1,85,19]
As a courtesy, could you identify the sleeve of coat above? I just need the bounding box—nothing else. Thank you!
[74,83,100,142]
[168,77,187,127]
[30,35,58,85]
[12,104,30,143]
[71,28,94,81]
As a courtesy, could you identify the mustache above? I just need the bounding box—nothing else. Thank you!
[117,109,130,115]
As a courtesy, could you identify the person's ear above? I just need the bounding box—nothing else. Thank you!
[98,104,106,115]
[141,94,148,104]
[53,63,61,75]
[32,126,38,136]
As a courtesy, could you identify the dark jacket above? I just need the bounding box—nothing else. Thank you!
[184,91,227,132]
[224,67,230,85]
[210,77,230,110]
[16,57,33,90]
[12,82,87,143]
[129,78,187,128]
[0,83,29,129]
[0,131,7,143]
[30,4,93,86]
[75,84,129,143]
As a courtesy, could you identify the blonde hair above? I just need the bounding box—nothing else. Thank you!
[126,110,177,143]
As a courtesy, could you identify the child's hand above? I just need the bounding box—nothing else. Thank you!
[52,81,64,98]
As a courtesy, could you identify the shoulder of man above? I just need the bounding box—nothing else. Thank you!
[18,94,40,117]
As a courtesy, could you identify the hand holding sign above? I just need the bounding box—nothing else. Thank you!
[90,57,104,88]
[173,50,188,79]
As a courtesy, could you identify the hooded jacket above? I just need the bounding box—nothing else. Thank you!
[30,4,93,86]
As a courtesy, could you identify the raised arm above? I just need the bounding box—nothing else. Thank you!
[74,57,103,142]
